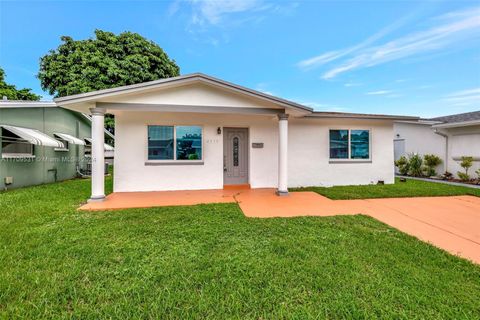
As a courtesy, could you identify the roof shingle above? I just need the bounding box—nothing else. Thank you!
[429,111,480,124]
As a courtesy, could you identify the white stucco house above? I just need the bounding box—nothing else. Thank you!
[394,111,480,177]
[54,73,416,201]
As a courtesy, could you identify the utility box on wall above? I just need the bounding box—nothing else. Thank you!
[4,176,13,185]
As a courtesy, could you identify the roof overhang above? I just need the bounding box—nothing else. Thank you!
[395,119,442,125]
[0,101,56,108]
[432,119,480,129]
[307,112,419,121]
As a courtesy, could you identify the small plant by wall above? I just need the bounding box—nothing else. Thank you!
[423,154,442,177]
[457,156,474,182]
[408,153,424,177]
[394,156,409,175]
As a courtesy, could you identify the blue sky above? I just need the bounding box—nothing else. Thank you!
[0,0,479,117]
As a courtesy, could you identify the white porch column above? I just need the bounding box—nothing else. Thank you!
[277,113,289,196]
[89,107,106,202]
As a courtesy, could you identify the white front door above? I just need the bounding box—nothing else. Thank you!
[223,128,249,185]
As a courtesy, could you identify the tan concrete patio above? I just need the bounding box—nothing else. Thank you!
[80,189,480,264]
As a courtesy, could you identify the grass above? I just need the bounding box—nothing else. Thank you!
[291,177,480,200]
[0,177,479,319]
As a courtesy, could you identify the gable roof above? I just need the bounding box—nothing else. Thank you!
[54,73,313,113]
[429,111,480,124]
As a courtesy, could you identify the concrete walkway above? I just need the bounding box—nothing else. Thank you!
[81,189,480,264]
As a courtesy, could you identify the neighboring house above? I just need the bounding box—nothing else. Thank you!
[54,73,417,201]
[0,100,114,190]
[394,111,480,177]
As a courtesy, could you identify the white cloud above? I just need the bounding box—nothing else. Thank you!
[255,82,275,96]
[366,90,392,95]
[297,8,422,70]
[185,0,298,27]
[297,51,344,69]
[322,7,480,79]
[344,82,362,87]
[447,87,480,97]
[189,0,262,25]
[298,6,480,79]
[443,87,480,105]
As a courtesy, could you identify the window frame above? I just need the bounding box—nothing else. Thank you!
[329,128,372,162]
[1,142,35,159]
[146,124,204,164]
[1,128,35,159]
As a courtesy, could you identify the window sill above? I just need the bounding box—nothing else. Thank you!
[2,154,36,159]
[329,159,372,164]
[54,148,69,152]
[145,161,204,166]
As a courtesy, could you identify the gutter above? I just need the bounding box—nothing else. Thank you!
[432,119,480,129]
[434,129,448,172]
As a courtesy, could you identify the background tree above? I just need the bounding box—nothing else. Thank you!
[0,67,41,101]
[38,30,180,133]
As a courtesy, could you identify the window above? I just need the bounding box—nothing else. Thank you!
[148,125,202,161]
[233,137,239,166]
[329,130,349,159]
[54,139,69,152]
[1,129,34,158]
[350,130,369,159]
[329,129,370,160]
[148,126,174,160]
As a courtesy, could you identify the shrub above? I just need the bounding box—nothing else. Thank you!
[457,156,473,181]
[476,168,480,179]
[408,153,423,177]
[394,156,409,175]
[423,154,442,177]
[457,172,470,182]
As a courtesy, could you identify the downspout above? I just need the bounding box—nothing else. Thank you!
[434,129,448,173]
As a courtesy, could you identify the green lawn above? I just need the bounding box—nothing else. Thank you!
[291,177,480,200]
[1,177,479,319]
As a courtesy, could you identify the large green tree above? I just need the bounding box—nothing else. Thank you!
[38,30,180,97]
[38,30,180,133]
[0,68,41,101]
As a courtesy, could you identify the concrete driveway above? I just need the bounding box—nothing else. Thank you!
[236,190,480,264]
[81,189,480,264]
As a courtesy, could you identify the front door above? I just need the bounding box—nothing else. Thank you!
[223,128,249,185]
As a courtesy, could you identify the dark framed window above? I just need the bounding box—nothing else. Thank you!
[147,125,202,161]
[329,130,349,159]
[350,130,370,159]
[176,126,202,160]
[329,129,370,160]
[148,126,174,160]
